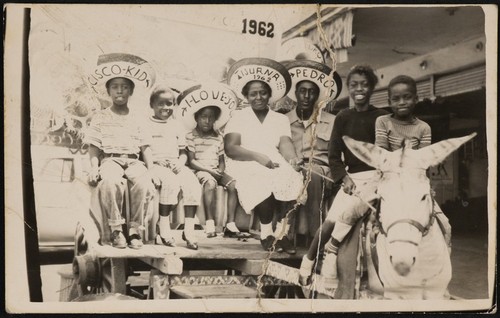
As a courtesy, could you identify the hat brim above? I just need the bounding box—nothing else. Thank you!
[227,58,292,105]
[286,60,342,102]
[87,53,156,96]
[177,83,238,131]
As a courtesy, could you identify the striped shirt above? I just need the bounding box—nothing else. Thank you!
[186,129,223,170]
[149,116,187,161]
[375,114,431,151]
[84,107,151,154]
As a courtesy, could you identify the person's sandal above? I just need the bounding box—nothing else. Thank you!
[128,234,143,250]
[223,227,251,239]
[111,230,127,249]
[206,232,217,238]
[155,234,176,247]
[182,231,198,250]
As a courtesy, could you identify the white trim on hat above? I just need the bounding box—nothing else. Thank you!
[286,60,342,103]
[227,58,292,105]
[177,83,238,131]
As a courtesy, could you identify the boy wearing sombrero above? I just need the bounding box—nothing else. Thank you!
[178,84,249,239]
[147,85,202,250]
[285,60,342,242]
[85,53,157,249]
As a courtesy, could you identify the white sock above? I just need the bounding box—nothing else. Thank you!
[158,216,171,238]
[205,219,215,233]
[226,222,240,232]
[185,217,196,237]
[274,221,290,239]
[300,255,315,276]
[260,222,273,240]
[129,227,139,236]
[331,221,352,244]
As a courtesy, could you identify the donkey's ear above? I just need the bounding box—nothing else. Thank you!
[343,136,390,170]
[417,133,477,168]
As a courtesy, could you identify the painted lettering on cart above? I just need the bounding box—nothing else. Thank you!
[242,19,274,38]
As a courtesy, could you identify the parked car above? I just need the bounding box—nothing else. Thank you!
[31,145,92,263]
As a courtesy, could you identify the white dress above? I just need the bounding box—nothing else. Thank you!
[224,107,305,213]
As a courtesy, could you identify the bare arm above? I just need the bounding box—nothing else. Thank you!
[140,145,155,169]
[218,155,225,173]
[278,136,302,171]
[88,144,101,186]
[187,149,220,175]
[224,133,274,168]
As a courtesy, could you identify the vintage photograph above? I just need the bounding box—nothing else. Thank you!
[4,3,497,313]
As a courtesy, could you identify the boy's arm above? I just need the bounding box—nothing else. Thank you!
[88,144,101,187]
[375,117,390,150]
[187,149,218,175]
[141,145,160,188]
[418,123,432,149]
[218,155,225,173]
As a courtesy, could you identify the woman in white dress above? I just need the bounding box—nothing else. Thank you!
[224,58,306,253]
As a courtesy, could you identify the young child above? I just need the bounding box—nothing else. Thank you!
[148,86,202,250]
[375,75,451,248]
[185,105,249,238]
[299,65,388,284]
[85,76,156,250]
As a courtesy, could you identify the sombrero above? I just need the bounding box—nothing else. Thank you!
[277,37,325,64]
[285,60,343,102]
[177,83,238,131]
[87,53,156,95]
[226,58,292,105]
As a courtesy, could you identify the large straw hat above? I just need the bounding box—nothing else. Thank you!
[277,37,325,64]
[87,53,156,95]
[177,83,238,131]
[285,60,342,102]
[226,58,292,104]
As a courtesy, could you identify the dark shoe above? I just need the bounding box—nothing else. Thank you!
[128,234,143,249]
[223,227,251,239]
[155,234,176,247]
[206,232,217,238]
[111,230,127,249]
[261,235,282,252]
[277,236,296,255]
[182,231,198,250]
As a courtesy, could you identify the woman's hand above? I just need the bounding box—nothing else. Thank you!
[341,175,356,195]
[255,153,276,169]
[289,158,304,172]
[88,167,100,187]
[170,160,183,174]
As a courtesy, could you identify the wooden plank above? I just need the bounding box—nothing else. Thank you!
[265,260,337,298]
[138,255,183,275]
[170,285,259,299]
[110,258,127,295]
[91,244,175,259]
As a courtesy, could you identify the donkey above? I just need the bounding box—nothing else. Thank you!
[342,133,476,300]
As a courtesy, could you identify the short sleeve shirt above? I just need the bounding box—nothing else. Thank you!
[287,109,335,166]
[186,129,224,170]
[84,107,151,154]
[224,107,291,162]
[149,116,186,161]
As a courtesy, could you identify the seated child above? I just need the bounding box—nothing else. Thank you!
[375,75,451,248]
[298,65,388,284]
[186,105,249,238]
[85,76,156,250]
[148,86,202,250]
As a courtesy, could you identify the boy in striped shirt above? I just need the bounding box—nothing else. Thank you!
[186,106,248,239]
[375,74,451,248]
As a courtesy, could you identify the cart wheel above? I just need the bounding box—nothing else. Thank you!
[98,258,113,293]
[72,253,99,295]
[74,222,88,256]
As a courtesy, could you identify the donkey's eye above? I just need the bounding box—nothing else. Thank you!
[421,194,428,201]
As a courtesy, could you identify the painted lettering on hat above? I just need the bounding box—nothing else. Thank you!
[235,66,281,82]
[88,62,153,90]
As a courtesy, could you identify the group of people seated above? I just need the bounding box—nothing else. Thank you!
[84,53,451,284]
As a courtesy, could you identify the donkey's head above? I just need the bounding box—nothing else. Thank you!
[343,133,476,276]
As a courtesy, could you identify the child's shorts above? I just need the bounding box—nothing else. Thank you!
[195,171,235,188]
[326,170,380,225]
